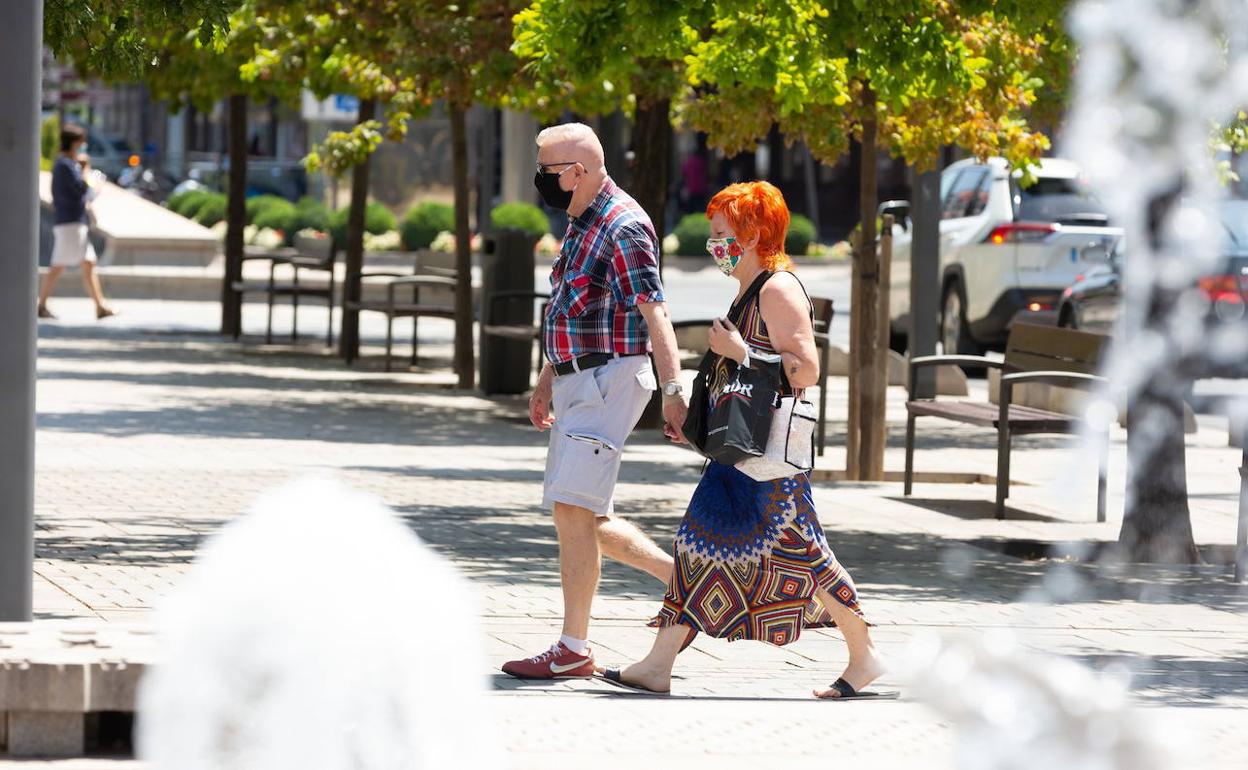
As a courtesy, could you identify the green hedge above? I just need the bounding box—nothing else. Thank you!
[294,196,331,234]
[673,213,711,257]
[330,201,397,248]
[245,195,290,224]
[166,189,211,218]
[191,193,228,227]
[785,214,816,257]
[400,201,454,251]
[490,202,548,238]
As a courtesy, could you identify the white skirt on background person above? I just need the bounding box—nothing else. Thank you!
[51,222,97,267]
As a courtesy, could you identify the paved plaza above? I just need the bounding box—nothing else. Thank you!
[11,296,1248,768]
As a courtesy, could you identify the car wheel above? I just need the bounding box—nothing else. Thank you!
[941,282,982,357]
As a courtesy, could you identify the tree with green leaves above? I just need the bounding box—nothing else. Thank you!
[512,0,711,248]
[44,0,233,78]
[139,1,298,338]
[684,0,1058,480]
[248,1,524,387]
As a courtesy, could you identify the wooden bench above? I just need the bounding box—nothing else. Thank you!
[904,323,1111,520]
[232,233,337,346]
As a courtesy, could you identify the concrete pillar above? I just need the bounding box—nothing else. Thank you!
[0,0,41,621]
[500,109,538,205]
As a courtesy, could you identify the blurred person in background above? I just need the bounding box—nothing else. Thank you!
[39,123,115,321]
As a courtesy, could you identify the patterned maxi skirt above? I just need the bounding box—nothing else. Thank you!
[650,462,865,646]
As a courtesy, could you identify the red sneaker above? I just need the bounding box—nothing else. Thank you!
[502,642,594,679]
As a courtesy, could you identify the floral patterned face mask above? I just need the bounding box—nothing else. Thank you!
[706,237,744,276]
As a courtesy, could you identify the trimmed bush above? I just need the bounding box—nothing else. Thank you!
[166,189,211,218]
[400,201,454,251]
[785,214,816,257]
[245,194,289,224]
[252,198,298,240]
[673,213,711,257]
[330,201,397,249]
[192,193,228,228]
[490,202,549,238]
[294,196,331,234]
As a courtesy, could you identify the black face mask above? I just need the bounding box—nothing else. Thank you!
[534,171,574,211]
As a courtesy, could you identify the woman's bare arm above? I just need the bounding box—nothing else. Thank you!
[758,272,819,389]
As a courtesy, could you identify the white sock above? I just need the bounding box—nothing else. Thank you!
[559,634,589,655]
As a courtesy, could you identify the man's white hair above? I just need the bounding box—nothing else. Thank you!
[535,122,597,148]
[535,122,605,168]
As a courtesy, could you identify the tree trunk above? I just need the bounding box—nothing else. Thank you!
[221,93,247,338]
[631,97,671,259]
[450,103,475,389]
[339,98,375,362]
[631,96,672,429]
[853,86,884,480]
[1121,386,1200,562]
[1118,188,1200,563]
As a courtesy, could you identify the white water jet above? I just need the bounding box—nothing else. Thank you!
[137,478,503,769]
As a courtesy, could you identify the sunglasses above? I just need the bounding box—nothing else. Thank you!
[535,161,580,174]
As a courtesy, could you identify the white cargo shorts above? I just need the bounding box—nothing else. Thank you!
[542,354,656,518]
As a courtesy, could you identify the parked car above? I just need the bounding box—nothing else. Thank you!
[1058,200,1248,352]
[884,157,1123,354]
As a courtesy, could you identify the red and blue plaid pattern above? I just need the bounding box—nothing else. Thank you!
[544,178,665,365]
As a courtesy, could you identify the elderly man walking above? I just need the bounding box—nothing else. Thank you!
[502,123,689,680]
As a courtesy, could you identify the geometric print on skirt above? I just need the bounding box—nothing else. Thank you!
[650,461,866,646]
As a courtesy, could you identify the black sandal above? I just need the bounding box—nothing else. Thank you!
[816,677,899,701]
[597,668,671,695]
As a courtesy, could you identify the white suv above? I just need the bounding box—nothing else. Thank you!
[886,157,1122,354]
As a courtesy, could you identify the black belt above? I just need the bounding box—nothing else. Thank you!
[553,353,621,377]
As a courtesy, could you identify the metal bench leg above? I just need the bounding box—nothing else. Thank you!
[265,291,274,345]
[904,412,916,496]
[1097,429,1109,523]
[327,269,336,349]
[411,316,419,367]
[817,343,829,456]
[1235,444,1246,583]
[291,293,299,343]
[385,313,394,373]
[995,422,1011,520]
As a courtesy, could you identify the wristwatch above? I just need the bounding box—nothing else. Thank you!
[662,380,683,398]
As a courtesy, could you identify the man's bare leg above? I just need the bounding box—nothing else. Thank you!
[553,501,601,640]
[596,515,673,584]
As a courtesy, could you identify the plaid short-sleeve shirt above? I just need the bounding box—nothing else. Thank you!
[544,178,666,365]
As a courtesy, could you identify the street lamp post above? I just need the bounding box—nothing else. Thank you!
[0,0,42,621]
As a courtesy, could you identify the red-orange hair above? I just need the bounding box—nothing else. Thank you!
[706,181,793,271]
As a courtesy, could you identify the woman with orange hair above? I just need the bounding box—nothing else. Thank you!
[598,181,893,700]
